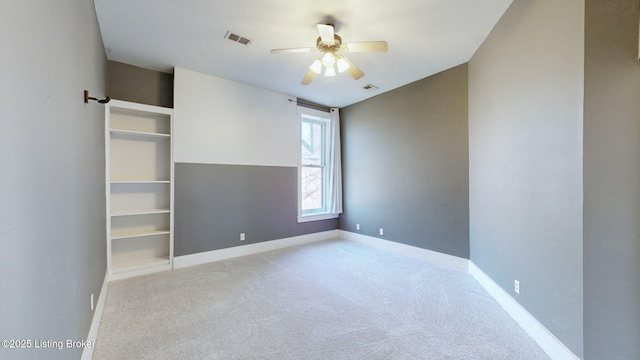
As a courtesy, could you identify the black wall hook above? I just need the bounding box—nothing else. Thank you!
[84,90,110,104]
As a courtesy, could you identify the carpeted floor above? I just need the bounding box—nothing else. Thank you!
[93,239,550,359]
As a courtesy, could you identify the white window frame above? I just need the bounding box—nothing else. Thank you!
[297,107,339,223]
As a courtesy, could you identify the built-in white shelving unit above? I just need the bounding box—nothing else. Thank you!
[105,100,174,280]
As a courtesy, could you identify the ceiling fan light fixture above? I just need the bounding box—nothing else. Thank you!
[271,22,387,85]
[309,59,322,74]
[324,66,337,77]
[321,52,336,68]
[336,57,350,73]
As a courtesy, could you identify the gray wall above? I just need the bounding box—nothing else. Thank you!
[0,1,107,359]
[175,163,338,256]
[107,60,174,108]
[339,64,469,258]
[468,0,584,357]
[583,1,640,359]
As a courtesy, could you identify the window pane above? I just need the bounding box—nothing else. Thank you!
[301,121,323,166]
[301,166,323,211]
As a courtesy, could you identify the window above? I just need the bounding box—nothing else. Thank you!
[298,106,342,222]
[300,115,328,214]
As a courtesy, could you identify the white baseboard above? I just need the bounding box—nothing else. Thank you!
[338,230,469,272]
[174,230,339,269]
[81,270,109,360]
[469,262,579,360]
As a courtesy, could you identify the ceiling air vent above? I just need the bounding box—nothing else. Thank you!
[362,84,379,91]
[224,31,251,45]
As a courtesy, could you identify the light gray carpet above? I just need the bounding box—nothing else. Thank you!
[93,239,550,360]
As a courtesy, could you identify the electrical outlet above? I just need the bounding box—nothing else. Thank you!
[356,224,360,230]
[514,280,520,294]
[91,294,94,311]
[379,228,384,236]
[240,233,246,241]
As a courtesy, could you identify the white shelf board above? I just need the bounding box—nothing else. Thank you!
[111,229,170,240]
[111,257,170,275]
[109,99,173,115]
[110,180,171,184]
[111,209,170,217]
[110,129,170,138]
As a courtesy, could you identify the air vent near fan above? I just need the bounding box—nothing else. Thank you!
[224,31,251,45]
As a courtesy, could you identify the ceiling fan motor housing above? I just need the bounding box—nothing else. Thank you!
[316,34,343,51]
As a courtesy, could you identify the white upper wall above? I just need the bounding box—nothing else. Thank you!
[174,67,299,167]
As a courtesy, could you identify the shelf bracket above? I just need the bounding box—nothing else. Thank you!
[84,90,110,104]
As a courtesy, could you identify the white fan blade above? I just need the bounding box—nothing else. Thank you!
[344,41,388,52]
[317,24,335,44]
[301,70,316,85]
[271,47,314,54]
[342,57,364,80]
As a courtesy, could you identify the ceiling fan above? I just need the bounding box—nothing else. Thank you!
[271,24,388,85]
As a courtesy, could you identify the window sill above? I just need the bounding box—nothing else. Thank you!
[298,213,339,223]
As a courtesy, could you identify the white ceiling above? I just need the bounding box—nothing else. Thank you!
[95,0,512,108]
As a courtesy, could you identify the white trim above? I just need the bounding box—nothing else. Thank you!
[81,271,109,360]
[174,230,339,269]
[338,230,469,272]
[469,262,580,360]
[297,213,339,223]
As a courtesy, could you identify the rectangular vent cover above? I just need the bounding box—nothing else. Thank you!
[224,31,251,45]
